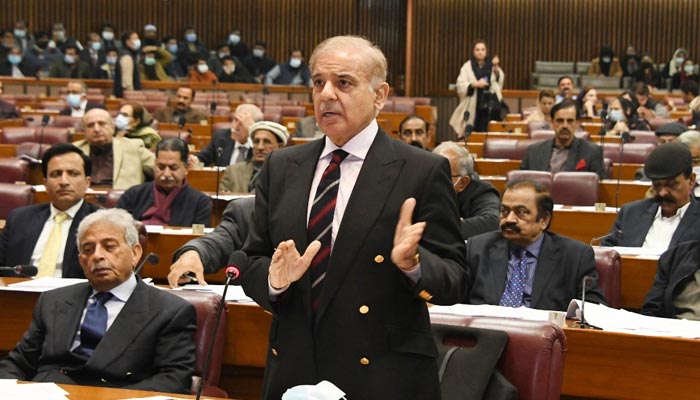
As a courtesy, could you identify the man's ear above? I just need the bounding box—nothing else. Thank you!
[374,82,390,112]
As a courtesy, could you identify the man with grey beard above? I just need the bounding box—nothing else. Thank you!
[117,138,211,227]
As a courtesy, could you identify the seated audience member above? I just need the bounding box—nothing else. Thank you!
[74,109,155,189]
[577,86,599,118]
[153,86,207,124]
[602,143,700,249]
[587,45,623,77]
[634,56,662,88]
[194,103,263,166]
[671,59,699,91]
[142,24,160,46]
[49,43,90,79]
[218,55,255,83]
[99,47,118,80]
[295,116,323,138]
[525,89,555,123]
[177,26,208,71]
[220,121,288,193]
[265,48,312,86]
[678,80,700,110]
[226,28,250,60]
[139,45,173,82]
[59,80,105,117]
[188,56,218,84]
[0,81,19,118]
[633,82,670,120]
[677,130,700,199]
[655,122,687,144]
[621,45,641,79]
[168,196,255,287]
[662,48,689,85]
[115,102,161,149]
[602,96,651,135]
[0,46,38,77]
[641,239,700,320]
[113,32,143,98]
[117,138,211,227]
[556,75,576,103]
[521,99,606,179]
[207,41,231,77]
[24,31,63,76]
[163,35,187,79]
[81,32,106,79]
[99,23,122,51]
[243,40,276,83]
[0,143,99,278]
[0,208,196,393]
[464,179,606,311]
[49,22,75,54]
[12,21,33,53]
[433,142,500,239]
[398,114,432,150]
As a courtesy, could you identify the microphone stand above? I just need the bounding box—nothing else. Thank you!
[209,101,219,217]
[39,114,50,159]
[195,266,238,400]
[215,146,223,210]
[615,132,632,211]
[134,252,159,276]
[578,276,601,329]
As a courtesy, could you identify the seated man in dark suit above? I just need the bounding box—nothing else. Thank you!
[465,179,606,311]
[152,86,207,125]
[433,141,500,239]
[641,240,700,320]
[59,80,105,117]
[602,143,700,249]
[0,208,196,393]
[191,103,263,167]
[117,138,211,227]
[167,196,255,287]
[0,143,100,278]
[520,99,606,179]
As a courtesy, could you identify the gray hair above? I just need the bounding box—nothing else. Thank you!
[309,35,388,88]
[677,130,700,148]
[433,141,474,177]
[235,103,264,122]
[77,208,139,249]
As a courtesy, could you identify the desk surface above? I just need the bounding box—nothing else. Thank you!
[55,383,229,400]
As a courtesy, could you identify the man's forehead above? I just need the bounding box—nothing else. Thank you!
[403,118,426,130]
[81,224,123,242]
[503,187,536,204]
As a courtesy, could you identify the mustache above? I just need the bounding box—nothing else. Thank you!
[500,222,521,233]
[409,141,424,149]
[655,195,675,204]
[319,102,341,113]
[159,176,175,182]
[90,261,112,273]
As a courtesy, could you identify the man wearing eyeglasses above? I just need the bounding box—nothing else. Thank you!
[520,99,606,179]
[464,179,606,311]
[602,143,700,249]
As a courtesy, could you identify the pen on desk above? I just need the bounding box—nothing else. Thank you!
[183,272,198,283]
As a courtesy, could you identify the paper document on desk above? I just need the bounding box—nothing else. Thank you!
[179,284,254,302]
[0,277,86,292]
[429,303,552,322]
[608,246,664,257]
[0,381,69,399]
[567,300,700,338]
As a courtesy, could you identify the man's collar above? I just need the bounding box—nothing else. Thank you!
[50,199,84,218]
[91,272,137,302]
[320,119,378,161]
[654,199,691,220]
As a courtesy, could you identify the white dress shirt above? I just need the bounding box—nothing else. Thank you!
[70,99,89,117]
[229,137,253,165]
[642,201,690,250]
[30,200,84,278]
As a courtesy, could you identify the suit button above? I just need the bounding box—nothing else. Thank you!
[419,290,433,301]
[100,378,107,383]
[359,305,369,314]
[126,371,132,376]
[374,255,384,263]
[360,357,370,365]
[61,368,67,375]
[271,348,278,356]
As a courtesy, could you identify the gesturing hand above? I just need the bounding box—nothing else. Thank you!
[269,239,321,289]
[392,198,426,271]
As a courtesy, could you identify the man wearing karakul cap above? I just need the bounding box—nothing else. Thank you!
[602,143,700,249]
[655,122,688,144]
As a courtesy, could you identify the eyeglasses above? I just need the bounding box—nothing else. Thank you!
[499,205,531,219]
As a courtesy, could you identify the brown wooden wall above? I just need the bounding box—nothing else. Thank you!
[2,1,699,94]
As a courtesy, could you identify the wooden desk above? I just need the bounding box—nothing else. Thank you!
[0,143,18,158]
[55,383,229,399]
[620,255,657,310]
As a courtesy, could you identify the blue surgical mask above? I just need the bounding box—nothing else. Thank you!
[115,114,130,130]
[14,29,26,38]
[684,65,695,74]
[91,41,102,51]
[144,57,156,66]
[8,55,21,65]
[186,33,197,43]
[106,56,117,65]
[253,49,264,58]
[66,94,82,108]
[229,34,240,45]
[64,54,75,64]
[289,58,302,68]
[609,109,625,123]
[167,44,178,54]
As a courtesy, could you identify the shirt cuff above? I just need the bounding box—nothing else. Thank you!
[268,275,289,301]
[402,262,422,284]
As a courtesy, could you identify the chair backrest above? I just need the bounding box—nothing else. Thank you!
[0,157,30,183]
[15,142,52,160]
[506,170,553,191]
[431,314,566,400]
[530,130,555,141]
[41,127,70,144]
[629,130,658,145]
[534,61,575,74]
[602,143,655,164]
[593,247,622,308]
[99,189,125,208]
[0,126,37,144]
[158,129,191,144]
[280,105,306,117]
[482,138,533,160]
[580,75,621,90]
[393,99,416,114]
[0,183,35,219]
[50,115,83,129]
[648,117,676,131]
[527,120,552,134]
[551,171,599,206]
[167,290,228,398]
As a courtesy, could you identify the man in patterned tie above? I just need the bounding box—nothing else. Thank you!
[240,35,468,400]
[0,208,197,393]
[464,179,606,311]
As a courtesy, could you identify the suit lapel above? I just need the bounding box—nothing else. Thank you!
[86,281,155,369]
[633,201,658,245]
[62,202,88,277]
[52,284,91,353]
[112,139,123,184]
[562,138,581,171]
[488,238,510,305]
[671,198,699,245]
[530,233,559,307]
[537,140,554,171]
[315,132,402,322]
[23,206,50,262]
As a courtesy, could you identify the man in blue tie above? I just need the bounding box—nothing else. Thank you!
[0,208,197,394]
[464,179,606,311]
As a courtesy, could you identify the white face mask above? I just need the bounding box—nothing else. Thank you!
[609,109,625,123]
[684,65,695,74]
[106,56,117,65]
[64,54,75,64]
[693,166,700,177]
[66,93,82,108]
[289,57,302,68]
[229,34,240,45]
[131,39,141,51]
[91,41,102,51]
[197,64,209,74]
[102,31,114,41]
[115,114,130,130]
[14,29,26,38]
[253,49,264,58]
[601,57,611,63]
[676,57,685,66]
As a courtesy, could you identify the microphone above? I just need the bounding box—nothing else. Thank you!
[209,101,217,116]
[134,252,159,276]
[41,114,51,126]
[598,109,608,147]
[589,229,624,246]
[38,114,50,159]
[0,265,38,277]
[578,276,601,330]
[195,264,239,400]
[178,115,186,139]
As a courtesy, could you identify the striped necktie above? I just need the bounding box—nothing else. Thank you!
[308,149,349,310]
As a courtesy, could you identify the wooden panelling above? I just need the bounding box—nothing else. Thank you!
[2,1,699,95]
